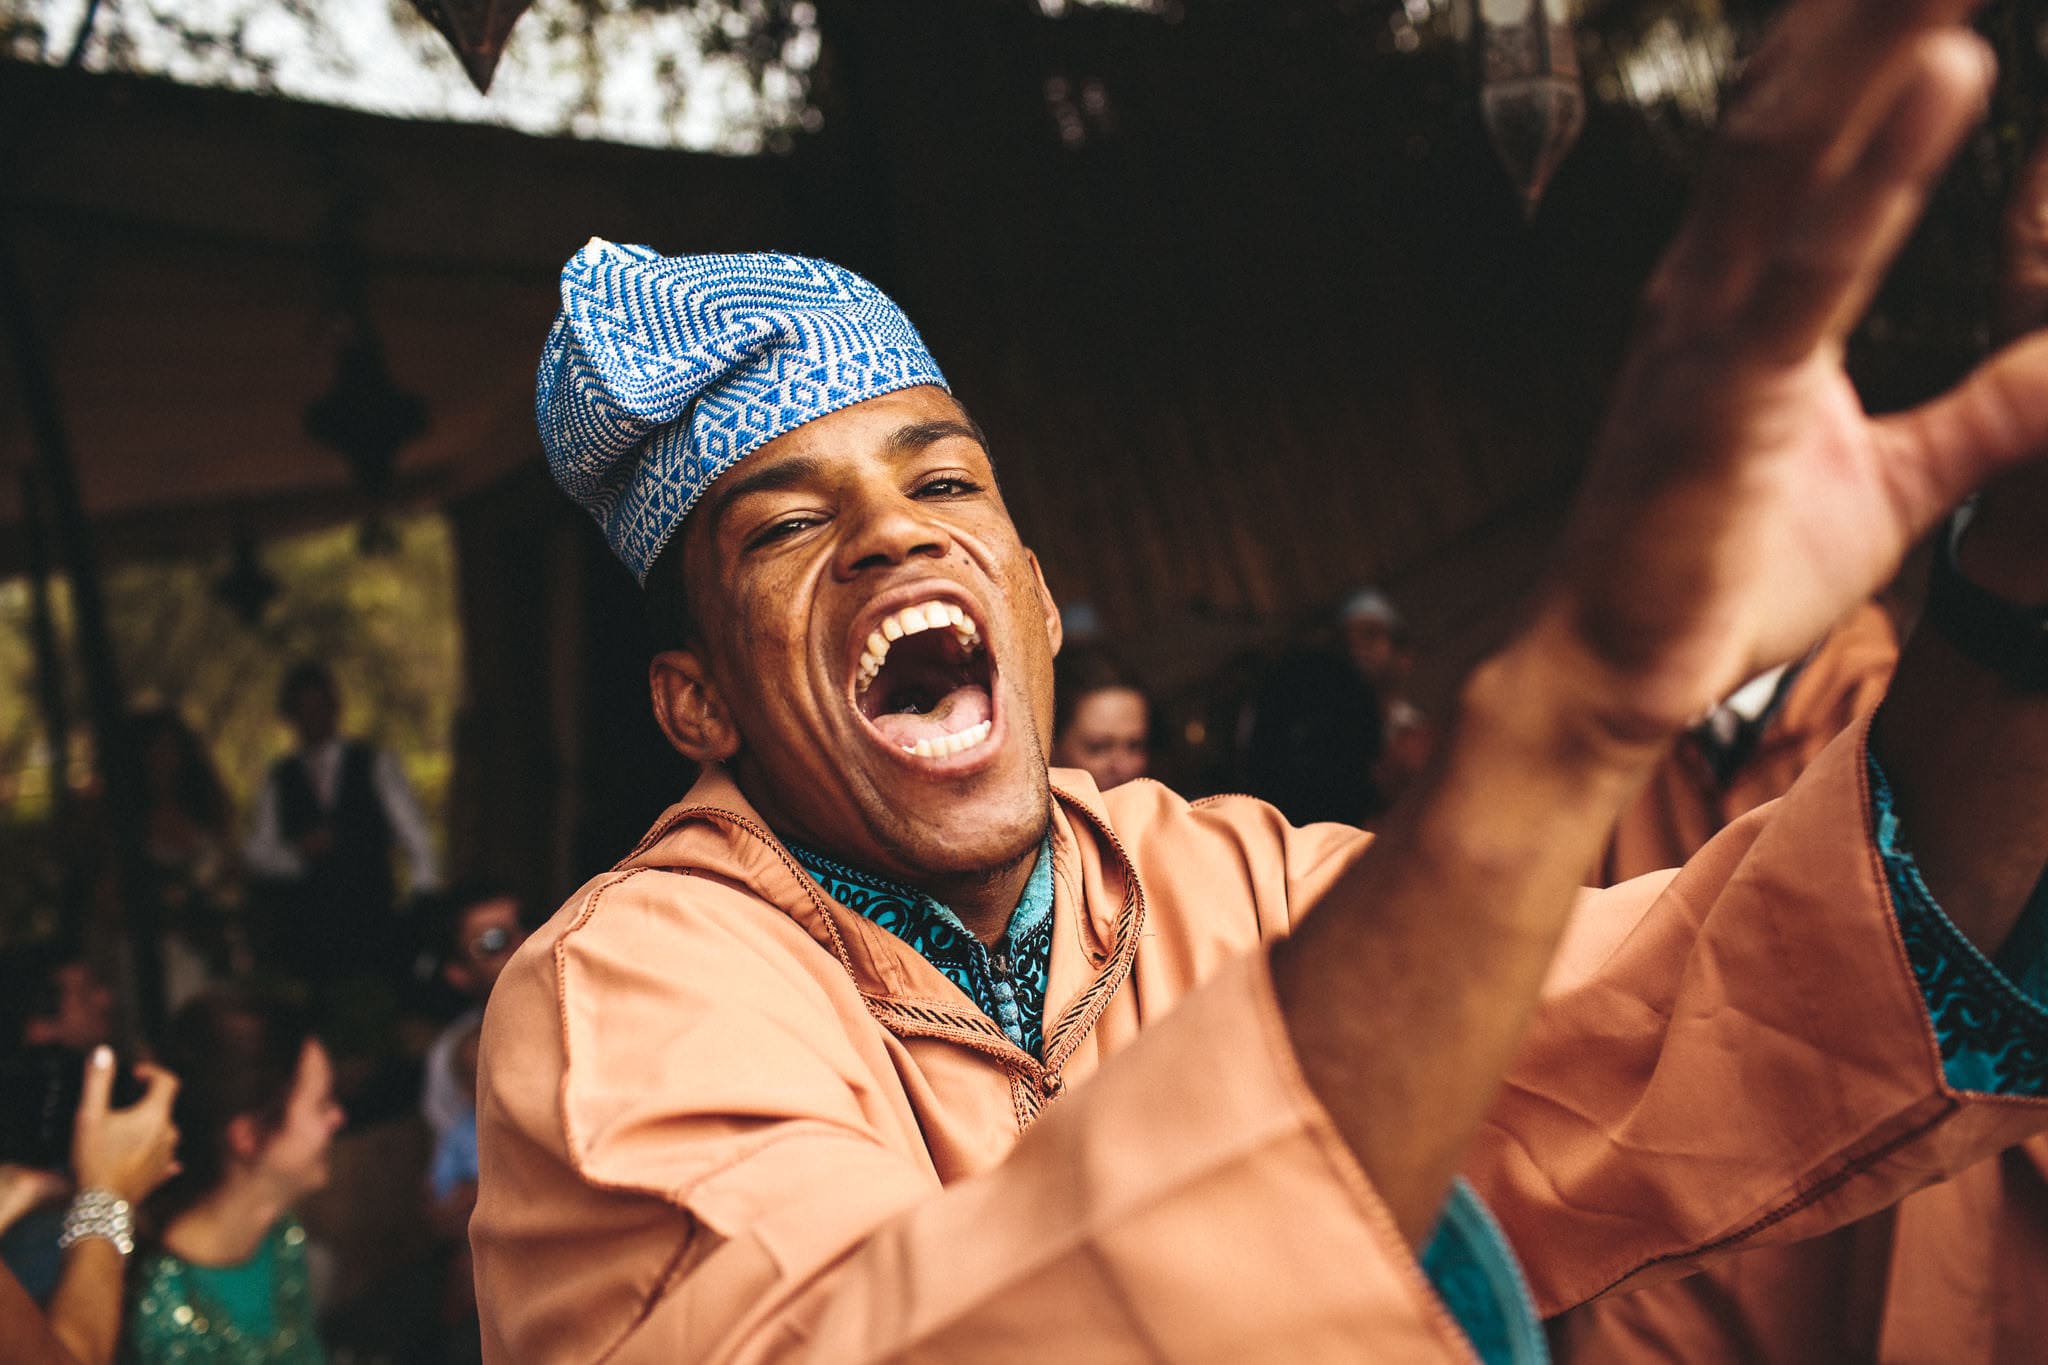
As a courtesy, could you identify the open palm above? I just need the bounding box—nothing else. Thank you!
[1549,0,2048,737]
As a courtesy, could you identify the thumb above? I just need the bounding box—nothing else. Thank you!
[1878,329,2048,521]
[76,1046,115,1125]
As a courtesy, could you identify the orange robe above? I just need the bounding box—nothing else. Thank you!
[1600,603,1899,886]
[473,731,2047,1361]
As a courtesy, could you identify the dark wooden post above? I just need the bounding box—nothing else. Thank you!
[19,464,80,899]
[0,222,165,1036]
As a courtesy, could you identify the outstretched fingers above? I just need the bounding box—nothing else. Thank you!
[1740,32,1993,361]
[1648,1,1990,352]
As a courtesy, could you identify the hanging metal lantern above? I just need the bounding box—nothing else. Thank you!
[303,328,428,507]
[214,534,279,628]
[409,0,536,94]
[1478,0,1587,213]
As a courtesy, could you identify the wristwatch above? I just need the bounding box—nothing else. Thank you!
[57,1188,135,1257]
[1926,503,2048,692]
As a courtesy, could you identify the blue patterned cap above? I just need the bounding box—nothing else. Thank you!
[537,239,950,583]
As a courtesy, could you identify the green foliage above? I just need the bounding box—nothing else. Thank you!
[0,513,460,838]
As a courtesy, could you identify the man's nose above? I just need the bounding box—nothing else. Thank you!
[835,493,950,579]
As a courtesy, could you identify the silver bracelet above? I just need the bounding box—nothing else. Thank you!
[57,1188,134,1257]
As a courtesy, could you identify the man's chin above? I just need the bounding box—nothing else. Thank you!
[844,750,1049,879]
[738,720,1051,879]
[884,781,1048,872]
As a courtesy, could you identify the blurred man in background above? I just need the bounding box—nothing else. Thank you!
[420,886,526,1146]
[1340,586,1437,807]
[245,661,442,989]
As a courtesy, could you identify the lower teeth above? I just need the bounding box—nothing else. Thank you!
[905,718,993,759]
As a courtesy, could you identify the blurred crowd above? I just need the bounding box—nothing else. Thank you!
[1,655,524,1363]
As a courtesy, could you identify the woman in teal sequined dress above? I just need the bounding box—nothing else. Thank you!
[129,990,342,1363]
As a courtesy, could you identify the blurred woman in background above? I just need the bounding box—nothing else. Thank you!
[129,990,343,1364]
[128,710,243,1005]
[1051,647,1152,793]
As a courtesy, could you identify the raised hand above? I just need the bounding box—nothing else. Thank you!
[1281,0,2048,1251]
[69,1049,180,1206]
[1542,0,2048,745]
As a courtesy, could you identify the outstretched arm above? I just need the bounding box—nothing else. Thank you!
[1276,0,2048,1247]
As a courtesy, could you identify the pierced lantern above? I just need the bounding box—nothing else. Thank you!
[1478,0,1587,213]
[303,330,428,507]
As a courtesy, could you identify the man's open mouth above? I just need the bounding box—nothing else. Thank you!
[852,599,996,761]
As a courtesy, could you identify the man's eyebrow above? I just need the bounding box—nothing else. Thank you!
[702,418,991,537]
[701,453,829,537]
[886,417,989,455]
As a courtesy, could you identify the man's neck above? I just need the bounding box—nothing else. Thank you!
[908,849,1040,946]
[732,766,1049,945]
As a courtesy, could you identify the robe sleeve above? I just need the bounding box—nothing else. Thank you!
[1463,719,2048,1317]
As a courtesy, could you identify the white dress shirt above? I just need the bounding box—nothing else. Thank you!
[243,737,444,894]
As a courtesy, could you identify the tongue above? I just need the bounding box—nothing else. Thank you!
[871,684,993,748]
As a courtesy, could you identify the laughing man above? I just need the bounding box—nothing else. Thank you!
[474,1,2048,1358]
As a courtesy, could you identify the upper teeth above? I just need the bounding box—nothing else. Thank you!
[855,600,981,694]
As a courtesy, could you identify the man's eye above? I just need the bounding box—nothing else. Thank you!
[915,478,980,499]
[747,517,816,550]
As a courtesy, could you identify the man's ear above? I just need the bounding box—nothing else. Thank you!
[1026,550,1063,658]
[226,1113,265,1165]
[650,648,741,763]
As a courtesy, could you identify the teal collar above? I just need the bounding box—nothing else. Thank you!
[788,837,1056,1056]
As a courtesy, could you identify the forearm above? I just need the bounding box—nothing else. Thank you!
[0,1262,79,1365]
[43,1240,124,1365]
[1871,474,2048,956]
[1271,619,1666,1247]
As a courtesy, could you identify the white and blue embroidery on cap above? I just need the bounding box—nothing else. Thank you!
[536,240,951,583]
